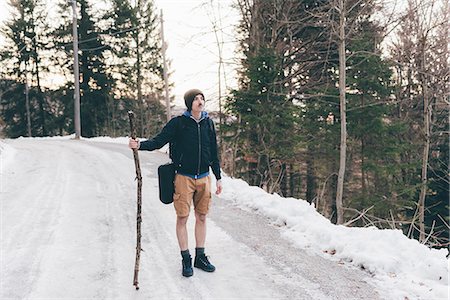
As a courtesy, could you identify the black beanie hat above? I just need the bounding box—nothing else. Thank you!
[184,89,204,111]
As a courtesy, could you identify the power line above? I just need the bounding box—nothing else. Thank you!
[11,7,155,55]
[63,24,145,46]
[62,18,162,53]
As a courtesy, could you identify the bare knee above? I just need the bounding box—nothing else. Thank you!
[195,211,206,223]
[177,216,188,226]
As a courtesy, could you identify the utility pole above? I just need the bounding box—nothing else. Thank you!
[70,0,81,139]
[160,9,171,121]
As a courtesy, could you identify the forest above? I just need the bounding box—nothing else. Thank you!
[0,0,448,248]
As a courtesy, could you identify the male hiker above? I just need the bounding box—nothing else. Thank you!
[128,89,222,277]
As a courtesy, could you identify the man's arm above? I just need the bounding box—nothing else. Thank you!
[129,117,178,151]
[209,119,222,195]
[209,120,221,180]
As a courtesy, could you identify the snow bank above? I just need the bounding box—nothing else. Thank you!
[17,134,75,140]
[0,140,17,172]
[219,177,449,300]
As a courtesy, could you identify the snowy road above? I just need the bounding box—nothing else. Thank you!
[1,138,380,299]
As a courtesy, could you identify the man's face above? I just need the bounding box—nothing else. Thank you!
[191,94,205,113]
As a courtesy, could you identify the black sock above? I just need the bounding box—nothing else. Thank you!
[181,249,190,259]
[195,247,205,257]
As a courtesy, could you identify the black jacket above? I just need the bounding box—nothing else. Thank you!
[139,112,221,180]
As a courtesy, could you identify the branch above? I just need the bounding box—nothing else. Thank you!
[437,214,450,230]
[343,205,374,226]
[422,220,436,245]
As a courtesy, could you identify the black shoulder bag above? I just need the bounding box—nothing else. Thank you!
[157,162,176,204]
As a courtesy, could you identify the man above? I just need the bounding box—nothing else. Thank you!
[128,89,222,277]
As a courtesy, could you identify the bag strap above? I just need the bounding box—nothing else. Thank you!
[207,117,214,138]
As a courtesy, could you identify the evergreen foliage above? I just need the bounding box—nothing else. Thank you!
[0,0,50,136]
[0,0,169,139]
[226,47,298,192]
[226,0,448,247]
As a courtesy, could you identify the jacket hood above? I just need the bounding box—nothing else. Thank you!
[183,110,208,121]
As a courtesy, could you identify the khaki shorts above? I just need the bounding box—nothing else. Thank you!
[173,174,211,217]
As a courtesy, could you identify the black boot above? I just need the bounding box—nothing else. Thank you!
[181,250,193,277]
[194,248,215,272]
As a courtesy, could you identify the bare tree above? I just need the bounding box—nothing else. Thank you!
[390,0,449,243]
[415,0,449,242]
[335,0,347,224]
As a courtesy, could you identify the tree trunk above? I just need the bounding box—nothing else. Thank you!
[361,95,366,194]
[289,163,295,197]
[418,41,430,243]
[361,138,366,193]
[280,163,287,197]
[306,145,316,203]
[160,10,171,122]
[335,0,347,225]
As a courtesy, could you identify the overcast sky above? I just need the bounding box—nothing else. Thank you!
[154,0,239,108]
[0,0,240,110]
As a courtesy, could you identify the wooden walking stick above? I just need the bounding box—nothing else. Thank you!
[128,111,143,290]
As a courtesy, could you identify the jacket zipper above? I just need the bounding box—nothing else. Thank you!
[197,122,201,177]
[178,153,183,167]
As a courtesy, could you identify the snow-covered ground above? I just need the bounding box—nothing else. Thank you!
[1,136,448,300]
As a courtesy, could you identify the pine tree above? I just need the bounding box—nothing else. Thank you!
[294,0,340,215]
[0,0,50,137]
[227,47,298,192]
[226,0,299,194]
[345,17,409,220]
[106,0,167,137]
